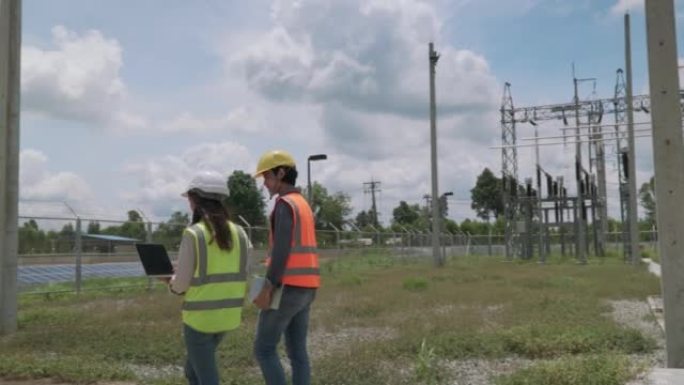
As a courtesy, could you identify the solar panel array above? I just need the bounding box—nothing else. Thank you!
[19,262,146,287]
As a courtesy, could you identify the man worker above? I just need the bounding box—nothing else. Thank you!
[252,150,320,385]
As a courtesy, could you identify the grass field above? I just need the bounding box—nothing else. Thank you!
[0,251,662,385]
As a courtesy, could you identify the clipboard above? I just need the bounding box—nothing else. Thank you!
[249,276,283,310]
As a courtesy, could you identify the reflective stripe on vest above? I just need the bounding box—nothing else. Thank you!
[268,193,320,288]
[182,221,247,333]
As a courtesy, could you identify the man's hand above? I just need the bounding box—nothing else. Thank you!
[253,280,274,310]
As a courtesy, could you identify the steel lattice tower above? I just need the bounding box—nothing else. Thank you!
[500,83,519,259]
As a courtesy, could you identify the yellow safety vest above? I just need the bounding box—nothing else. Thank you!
[182,221,247,333]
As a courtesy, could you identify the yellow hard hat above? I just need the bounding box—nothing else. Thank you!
[254,150,296,177]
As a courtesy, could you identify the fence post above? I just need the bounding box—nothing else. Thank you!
[75,217,82,294]
[237,215,253,245]
[465,232,472,256]
[136,210,153,291]
[327,222,341,251]
[146,222,153,243]
[487,226,492,256]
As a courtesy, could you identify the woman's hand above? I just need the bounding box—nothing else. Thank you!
[253,280,274,310]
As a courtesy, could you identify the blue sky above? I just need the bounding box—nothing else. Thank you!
[17,0,683,224]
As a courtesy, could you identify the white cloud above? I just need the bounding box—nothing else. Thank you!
[211,0,503,223]
[121,142,254,217]
[230,0,498,119]
[162,107,264,134]
[22,25,147,130]
[20,149,93,202]
[610,0,643,15]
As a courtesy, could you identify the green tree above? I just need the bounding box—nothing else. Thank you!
[355,210,372,229]
[226,170,266,227]
[459,219,490,235]
[392,201,419,225]
[443,218,459,234]
[121,210,147,240]
[639,176,656,227]
[18,219,48,254]
[470,168,504,221]
[87,221,101,234]
[310,182,352,230]
[53,223,76,252]
[102,210,147,240]
[153,211,189,249]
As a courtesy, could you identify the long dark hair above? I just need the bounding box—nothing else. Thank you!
[188,191,232,250]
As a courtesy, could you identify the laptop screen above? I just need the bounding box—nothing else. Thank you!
[135,243,174,276]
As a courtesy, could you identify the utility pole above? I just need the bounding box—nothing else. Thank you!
[645,0,684,367]
[0,0,21,335]
[573,72,587,264]
[363,179,381,227]
[625,13,640,265]
[429,42,443,267]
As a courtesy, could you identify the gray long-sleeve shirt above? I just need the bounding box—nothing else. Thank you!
[266,190,298,286]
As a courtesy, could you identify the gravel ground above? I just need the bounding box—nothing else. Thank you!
[309,326,397,357]
[443,356,534,385]
[435,299,666,385]
[2,300,663,385]
[608,299,666,385]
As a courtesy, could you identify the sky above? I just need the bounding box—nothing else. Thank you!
[16,0,684,226]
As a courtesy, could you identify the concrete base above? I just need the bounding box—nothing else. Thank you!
[643,368,684,384]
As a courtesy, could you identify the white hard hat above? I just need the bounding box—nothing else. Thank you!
[182,171,230,199]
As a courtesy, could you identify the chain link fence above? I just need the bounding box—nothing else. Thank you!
[17,215,659,294]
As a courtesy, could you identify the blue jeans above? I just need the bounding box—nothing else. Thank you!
[183,323,225,385]
[254,286,316,385]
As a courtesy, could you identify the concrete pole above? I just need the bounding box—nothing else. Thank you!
[625,13,640,265]
[429,42,443,267]
[0,0,20,335]
[645,0,684,368]
[573,77,587,264]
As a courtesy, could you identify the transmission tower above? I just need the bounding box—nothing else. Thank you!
[501,82,519,260]
[498,78,676,261]
[613,68,631,261]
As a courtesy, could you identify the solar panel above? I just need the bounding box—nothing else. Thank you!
[18,262,148,287]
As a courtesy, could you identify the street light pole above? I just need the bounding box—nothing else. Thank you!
[307,154,327,204]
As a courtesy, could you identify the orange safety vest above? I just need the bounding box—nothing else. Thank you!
[267,192,320,288]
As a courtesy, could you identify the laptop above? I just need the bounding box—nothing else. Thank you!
[135,243,174,277]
